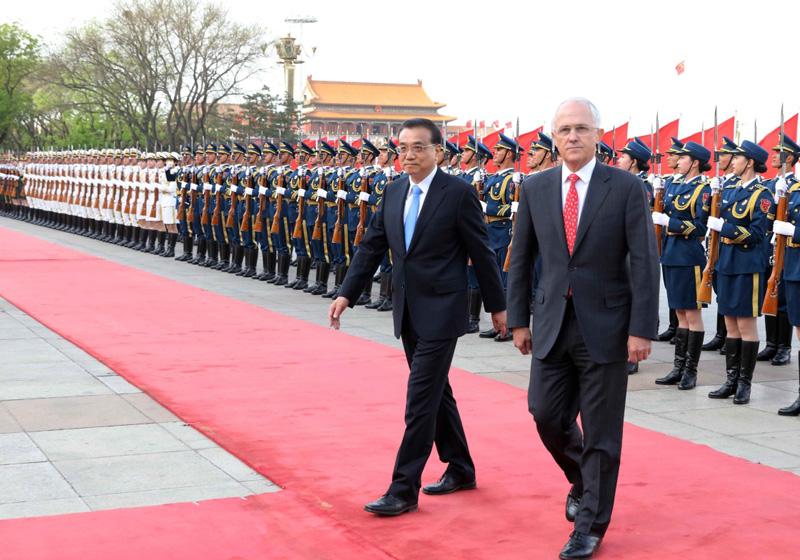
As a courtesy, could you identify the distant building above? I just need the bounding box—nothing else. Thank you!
[301,76,456,136]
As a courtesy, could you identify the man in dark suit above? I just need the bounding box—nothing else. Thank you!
[507,98,660,560]
[330,118,507,516]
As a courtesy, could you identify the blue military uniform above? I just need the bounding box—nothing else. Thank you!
[210,144,232,271]
[270,141,295,286]
[285,141,315,290]
[225,143,246,273]
[322,140,359,298]
[253,142,278,281]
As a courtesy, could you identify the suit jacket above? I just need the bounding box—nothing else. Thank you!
[507,163,660,364]
[339,167,506,340]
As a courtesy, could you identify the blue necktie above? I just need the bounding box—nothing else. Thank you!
[405,184,422,250]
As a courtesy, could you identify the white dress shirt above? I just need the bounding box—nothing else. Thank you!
[403,165,437,222]
[561,157,597,225]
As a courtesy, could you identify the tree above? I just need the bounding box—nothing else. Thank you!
[0,23,41,148]
[46,0,269,147]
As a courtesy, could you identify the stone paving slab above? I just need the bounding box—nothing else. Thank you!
[0,463,78,503]
[5,395,152,432]
[29,425,190,461]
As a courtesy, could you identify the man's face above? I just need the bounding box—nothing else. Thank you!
[492,147,508,167]
[771,150,784,169]
[718,153,732,172]
[398,126,438,178]
[461,149,475,167]
[156,159,165,169]
[194,154,204,165]
[206,153,217,164]
[219,153,229,164]
[377,150,389,167]
[667,153,679,170]
[281,152,292,166]
[182,154,191,165]
[552,101,603,170]
[248,153,258,165]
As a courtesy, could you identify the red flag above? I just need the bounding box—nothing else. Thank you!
[675,61,685,75]
[681,116,735,153]
[465,120,472,128]
[479,120,485,128]
[350,138,362,149]
[758,113,799,179]
[449,130,472,149]
[600,123,629,153]
[492,120,500,129]
[518,126,544,173]
[505,121,513,130]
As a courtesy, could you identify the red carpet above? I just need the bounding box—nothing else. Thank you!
[1,225,798,559]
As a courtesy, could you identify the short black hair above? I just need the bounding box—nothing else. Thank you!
[399,118,442,145]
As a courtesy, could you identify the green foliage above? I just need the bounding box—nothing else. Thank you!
[0,23,41,148]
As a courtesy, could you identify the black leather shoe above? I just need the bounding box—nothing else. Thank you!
[559,532,602,560]
[494,330,513,342]
[772,347,792,366]
[565,485,582,522]
[422,473,477,495]
[702,334,725,352]
[627,361,638,375]
[657,326,676,342]
[363,494,418,516]
[479,327,498,339]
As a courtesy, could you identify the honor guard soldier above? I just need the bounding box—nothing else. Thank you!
[462,135,493,333]
[187,144,207,264]
[758,135,800,365]
[161,151,180,257]
[651,141,712,389]
[479,133,520,342]
[198,143,219,268]
[225,142,247,274]
[270,141,296,285]
[254,141,279,280]
[173,145,194,261]
[706,140,774,405]
[209,144,232,270]
[364,138,399,311]
[323,139,359,298]
[286,141,316,290]
[235,142,261,277]
[348,137,381,304]
[444,140,462,173]
[597,140,614,165]
[701,136,741,353]
[526,132,555,175]
[305,140,337,295]
[769,135,800,414]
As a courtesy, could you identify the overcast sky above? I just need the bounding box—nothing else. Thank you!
[6,0,799,141]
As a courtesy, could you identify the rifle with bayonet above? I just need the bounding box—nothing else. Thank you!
[253,144,267,234]
[698,109,722,304]
[503,117,521,272]
[313,134,326,241]
[354,147,371,246]
[293,145,308,240]
[271,136,285,235]
[653,114,665,255]
[332,150,346,244]
[241,164,253,232]
[764,105,788,316]
[226,158,239,229]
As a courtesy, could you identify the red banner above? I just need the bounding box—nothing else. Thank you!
[601,124,629,153]
[758,114,799,179]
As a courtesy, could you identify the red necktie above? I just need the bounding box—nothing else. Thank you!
[564,173,579,255]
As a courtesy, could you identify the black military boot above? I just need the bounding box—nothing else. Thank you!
[163,233,177,258]
[216,243,231,271]
[678,330,705,390]
[304,260,323,293]
[273,253,291,285]
[702,313,727,353]
[322,264,344,298]
[154,231,166,255]
[757,315,778,361]
[176,235,193,261]
[204,240,219,268]
[228,244,244,274]
[134,228,148,251]
[468,289,482,334]
[355,278,373,305]
[377,272,393,311]
[709,338,742,399]
[734,340,759,405]
[658,308,678,342]
[286,256,306,289]
[656,328,689,385]
[239,247,257,278]
[254,250,269,280]
[772,312,792,366]
[290,256,311,290]
[366,272,389,309]
[145,230,157,253]
[310,262,331,295]
[778,361,800,416]
[190,238,207,265]
[261,251,277,282]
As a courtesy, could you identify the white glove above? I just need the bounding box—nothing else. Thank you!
[297,167,305,177]
[511,201,519,214]
[165,161,174,168]
[337,168,344,177]
[298,189,307,198]
[359,192,370,202]
[385,167,395,179]
[512,172,522,185]
[652,176,663,191]
[775,177,788,201]
[480,200,488,213]
[647,173,656,184]
[336,189,348,200]
[203,183,212,191]
[707,216,724,232]
[478,168,487,183]
[709,176,721,194]
[257,186,268,196]
[773,220,795,236]
[276,187,286,196]
[359,168,366,178]
[244,187,254,196]
[651,212,670,226]
[317,188,327,199]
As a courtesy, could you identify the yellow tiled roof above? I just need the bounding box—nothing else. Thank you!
[304,77,445,109]
[303,109,455,123]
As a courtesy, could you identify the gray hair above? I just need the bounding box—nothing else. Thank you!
[553,97,601,128]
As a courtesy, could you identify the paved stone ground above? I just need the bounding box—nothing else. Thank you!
[1,215,800,522]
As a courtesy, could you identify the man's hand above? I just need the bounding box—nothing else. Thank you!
[491,310,508,337]
[513,327,532,355]
[628,335,651,363]
[329,296,350,330]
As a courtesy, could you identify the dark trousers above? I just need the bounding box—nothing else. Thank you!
[387,306,474,502]
[528,299,628,538]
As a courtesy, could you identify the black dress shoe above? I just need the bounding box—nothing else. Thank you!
[559,532,602,560]
[494,330,513,342]
[422,473,477,495]
[565,485,582,522]
[479,327,498,339]
[772,347,792,366]
[627,361,639,375]
[657,326,676,342]
[702,334,725,352]
[363,494,418,516]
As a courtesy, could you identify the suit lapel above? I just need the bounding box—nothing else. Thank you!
[572,163,611,254]
[406,168,447,254]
